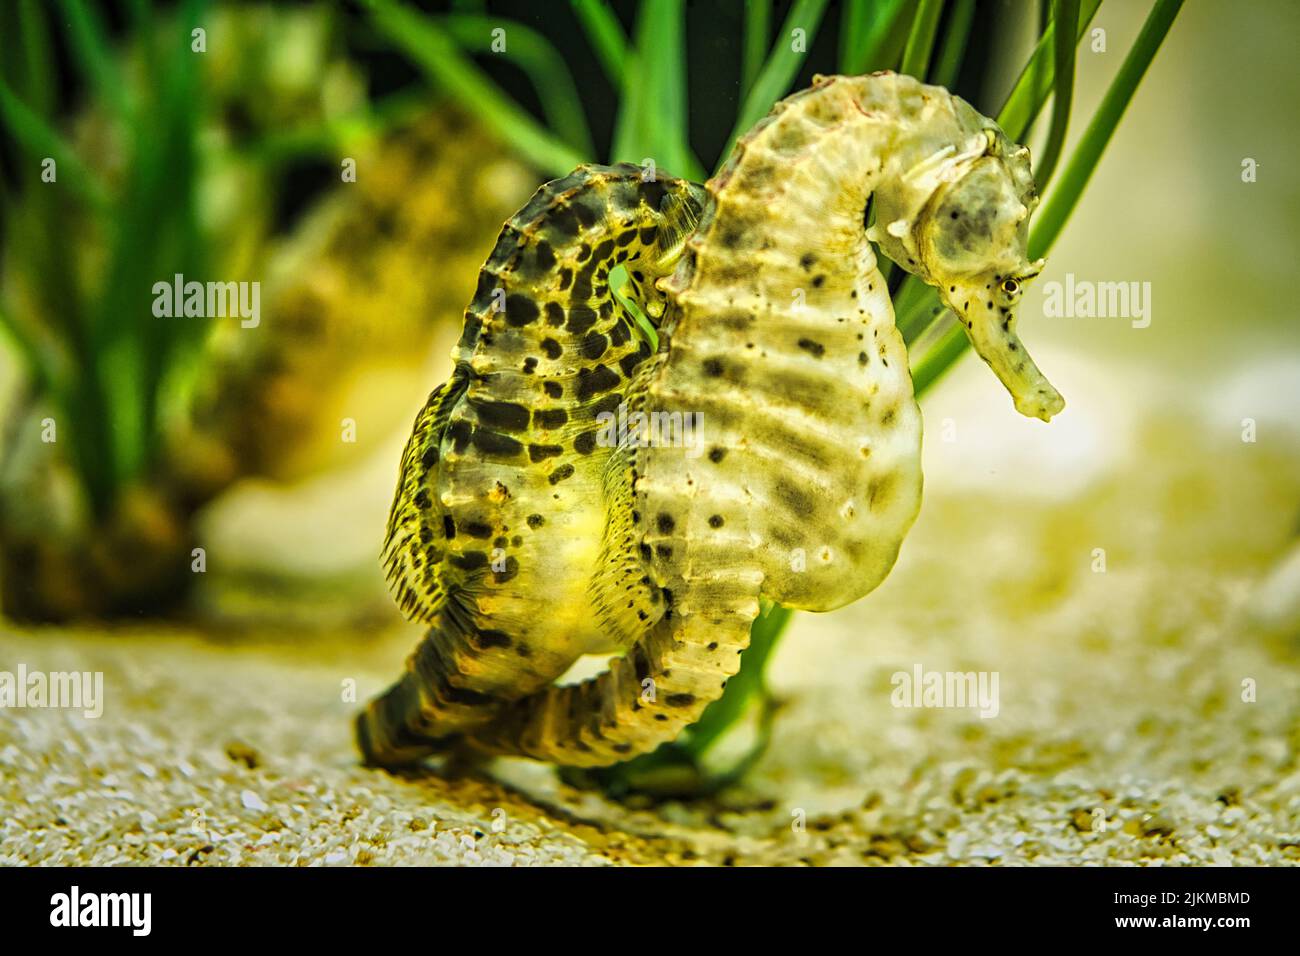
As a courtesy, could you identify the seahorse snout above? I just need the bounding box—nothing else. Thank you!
[943,274,1065,422]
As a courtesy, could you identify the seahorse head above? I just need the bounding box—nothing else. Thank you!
[870,116,1064,422]
[920,129,1064,421]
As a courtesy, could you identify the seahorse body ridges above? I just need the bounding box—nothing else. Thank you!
[361,73,1063,768]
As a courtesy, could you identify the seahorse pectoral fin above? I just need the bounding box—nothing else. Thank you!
[944,278,1065,423]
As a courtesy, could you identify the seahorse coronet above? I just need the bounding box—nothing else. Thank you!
[358,72,1065,769]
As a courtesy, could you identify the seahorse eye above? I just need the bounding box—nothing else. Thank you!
[1001,278,1020,296]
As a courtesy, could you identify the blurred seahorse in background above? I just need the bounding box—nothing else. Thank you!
[360,72,1064,769]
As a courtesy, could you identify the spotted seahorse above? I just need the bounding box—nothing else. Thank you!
[358,72,1063,768]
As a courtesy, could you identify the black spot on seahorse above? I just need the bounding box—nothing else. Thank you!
[468,398,530,432]
[469,270,501,315]
[639,178,667,209]
[581,332,609,360]
[573,431,597,455]
[533,241,556,272]
[540,337,562,359]
[443,515,456,539]
[639,225,658,245]
[492,557,520,584]
[470,428,523,459]
[666,693,696,707]
[451,550,488,571]
[566,305,599,336]
[548,205,581,239]
[543,381,563,399]
[576,364,620,400]
[447,419,472,454]
[529,444,563,462]
[473,630,512,650]
[591,393,622,417]
[526,514,545,529]
[703,358,724,377]
[462,521,494,539]
[557,268,573,291]
[570,196,602,229]
[504,294,539,327]
[544,303,565,327]
[535,408,567,429]
[548,463,575,485]
[797,338,826,358]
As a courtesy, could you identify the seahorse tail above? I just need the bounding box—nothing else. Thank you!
[462,545,761,767]
[357,614,516,767]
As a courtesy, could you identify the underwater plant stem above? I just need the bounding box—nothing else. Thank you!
[839,0,915,75]
[611,0,703,180]
[742,0,772,98]
[442,14,595,159]
[720,0,830,168]
[0,78,109,211]
[998,0,1102,142]
[1033,0,1080,189]
[930,0,975,89]
[363,0,585,175]
[1030,0,1185,259]
[900,0,944,80]
[571,0,628,87]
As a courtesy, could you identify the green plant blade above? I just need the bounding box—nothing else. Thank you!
[719,0,830,168]
[742,0,772,97]
[930,0,975,90]
[611,0,702,180]
[442,14,595,157]
[57,0,131,118]
[0,78,109,210]
[900,0,944,80]
[363,0,585,175]
[839,0,913,75]
[1033,0,1080,189]
[1031,0,1184,259]
[571,0,628,87]
[998,0,1103,141]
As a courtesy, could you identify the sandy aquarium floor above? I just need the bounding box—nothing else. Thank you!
[2,356,1299,866]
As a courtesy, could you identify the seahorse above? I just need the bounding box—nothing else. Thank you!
[359,72,1063,768]
[356,164,708,764]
